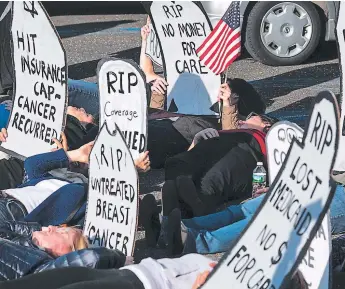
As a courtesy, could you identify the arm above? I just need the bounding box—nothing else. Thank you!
[24,141,94,181]
[219,83,240,130]
[35,247,126,273]
[188,128,219,151]
[140,22,159,82]
[24,149,70,181]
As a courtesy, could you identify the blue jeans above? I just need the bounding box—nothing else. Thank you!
[183,185,345,254]
[67,79,99,116]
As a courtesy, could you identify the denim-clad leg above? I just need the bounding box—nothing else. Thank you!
[67,79,99,116]
[183,185,345,254]
[330,185,345,234]
[182,194,265,254]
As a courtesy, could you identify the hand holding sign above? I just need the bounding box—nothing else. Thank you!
[202,90,339,289]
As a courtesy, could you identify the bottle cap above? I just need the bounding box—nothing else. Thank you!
[257,162,263,166]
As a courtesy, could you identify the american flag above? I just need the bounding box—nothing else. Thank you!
[197,1,241,75]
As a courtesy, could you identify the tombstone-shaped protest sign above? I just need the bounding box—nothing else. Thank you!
[334,1,345,171]
[266,121,332,289]
[83,122,139,256]
[202,90,339,289]
[146,23,163,67]
[266,121,303,184]
[98,58,148,161]
[143,1,221,115]
[0,1,67,159]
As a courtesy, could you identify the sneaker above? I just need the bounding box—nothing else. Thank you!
[167,208,184,256]
[140,194,161,247]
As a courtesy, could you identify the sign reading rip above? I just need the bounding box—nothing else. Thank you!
[202,90,339,289]
[266,121,332,289]
[98,58,148,161]
[1,1,67,159]
[83,122,139,256]
[144,1,221,115]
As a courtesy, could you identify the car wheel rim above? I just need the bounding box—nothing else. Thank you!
[260,2,313,58]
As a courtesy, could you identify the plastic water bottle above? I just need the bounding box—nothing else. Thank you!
[252,162,267,196]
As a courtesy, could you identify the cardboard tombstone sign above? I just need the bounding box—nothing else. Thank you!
[334,1,345,171]
[83,122,139,256]
[145,23,163,67]
[266,121,303,184]
[266,121,332,289]
[143,1,221,115]
[98,58,148,161]
[202,90,339,289]
[0,1,67,159]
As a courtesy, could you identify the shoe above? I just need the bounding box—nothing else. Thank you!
[140,194,161,247]
[167,208,184,256]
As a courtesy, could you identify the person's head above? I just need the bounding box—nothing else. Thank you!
[227,78,266,117]
[238,112,279,133]
[67,106,94,124]
[32,226,89,258]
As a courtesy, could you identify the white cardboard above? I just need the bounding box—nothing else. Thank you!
[266,121,331,289]
[202,90,338,289]
[98,59,148,161]
[266,121,304,185]
[145,23,163,67]
[83,122,139,256]
[334,1,345,171]
[1,1,67,159]
[148,1,221,115]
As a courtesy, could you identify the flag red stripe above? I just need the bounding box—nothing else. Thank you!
[215,41,241,74]
[215,40,241,74]
[204,27,232,66]
[212,31,241,73]
[196,20,223,53]
[199,23,228,62]
[209,29,238,70]
[206,27,234,67]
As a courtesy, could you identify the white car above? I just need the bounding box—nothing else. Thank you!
[202,1,338,66]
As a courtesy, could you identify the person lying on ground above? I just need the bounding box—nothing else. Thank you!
[0,100,97,191]
[0,251,307,289]
[0,127,151,226]
[0,220,128,281]
[142,184,345,256]
[0,132,93,225]
[154,120,276,247]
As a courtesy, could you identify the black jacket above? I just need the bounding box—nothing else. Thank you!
[0,221,126,281]
[165,132,264,203]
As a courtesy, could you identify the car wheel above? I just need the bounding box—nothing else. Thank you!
[244,1,321,66]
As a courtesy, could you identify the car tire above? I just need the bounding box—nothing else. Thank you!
[244,1,322,66]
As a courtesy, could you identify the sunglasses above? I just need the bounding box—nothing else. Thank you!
[245,112,277,124]
[246,112,259,120]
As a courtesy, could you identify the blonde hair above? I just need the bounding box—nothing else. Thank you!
[70,228,89,251]
[58,226,89,251]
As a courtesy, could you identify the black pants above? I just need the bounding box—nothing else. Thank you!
[0,158,24,190]
[148,119,189,169]
[0,267,144,289]
[162,176,225,219]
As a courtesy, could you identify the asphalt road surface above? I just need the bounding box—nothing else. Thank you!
[50,6,341,261]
